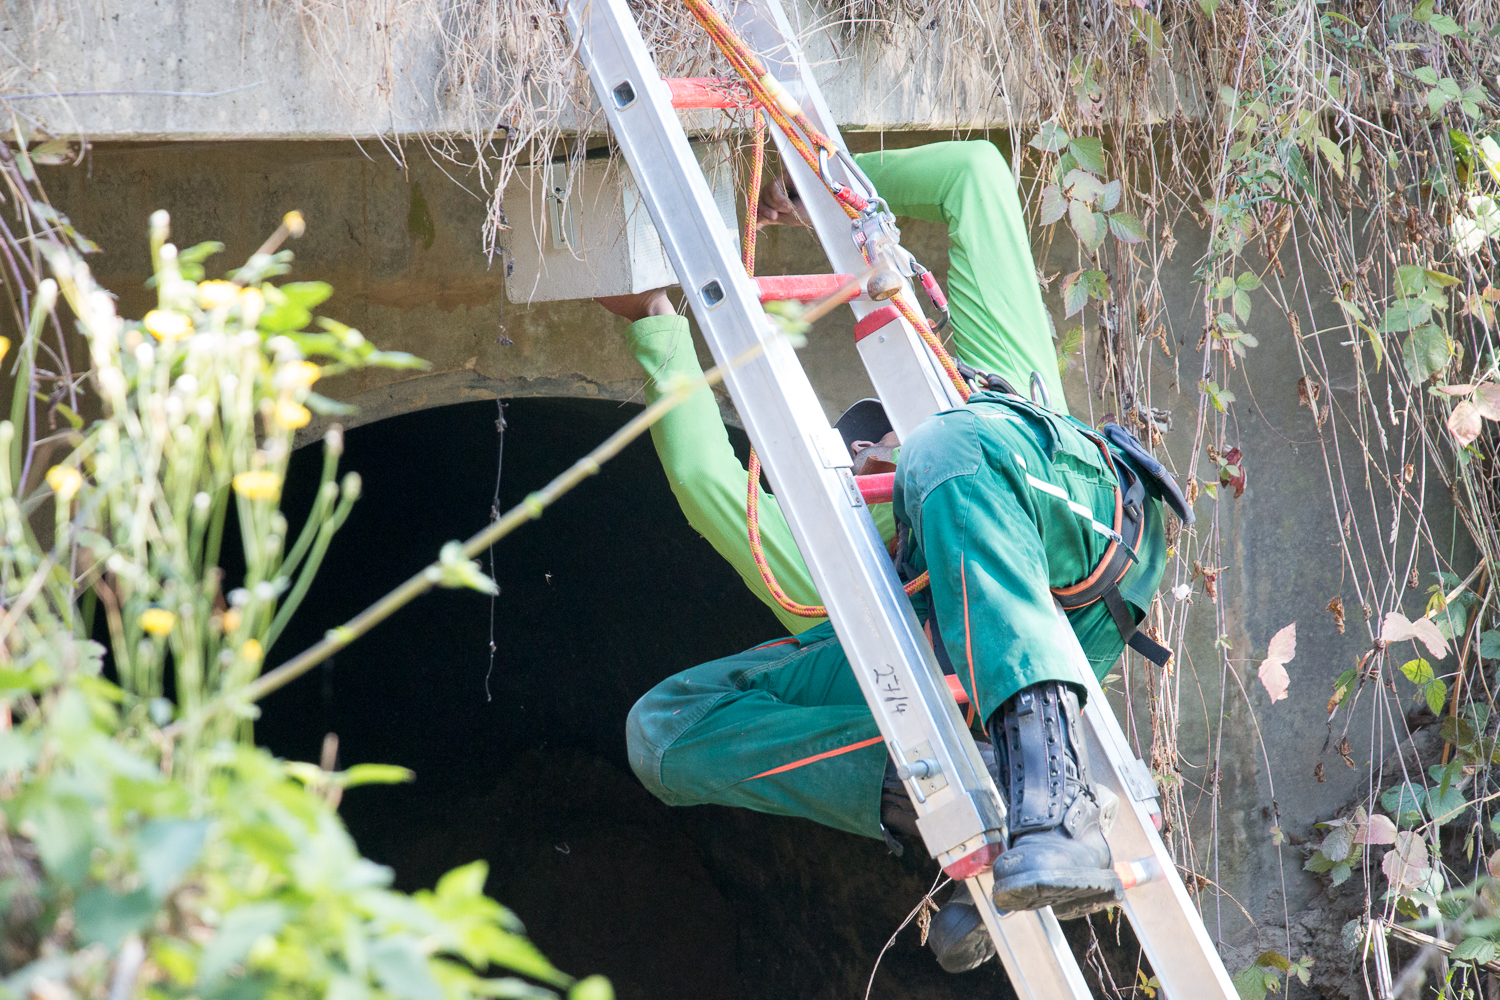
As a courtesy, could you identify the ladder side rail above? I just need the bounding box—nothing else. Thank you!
[1053,605,1237,1000]
[558,0,1003,871]
[724,1,964,438]
[965,875,1096,1000]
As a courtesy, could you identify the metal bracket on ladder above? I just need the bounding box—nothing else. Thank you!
[557,0,1236,995]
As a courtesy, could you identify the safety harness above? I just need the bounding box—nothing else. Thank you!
[935,365,1193,671]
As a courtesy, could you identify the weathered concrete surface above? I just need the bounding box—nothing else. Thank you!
[5,0,1065,139]
[39,135,1465,993]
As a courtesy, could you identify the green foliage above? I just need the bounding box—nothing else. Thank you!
[0,215,604,1000]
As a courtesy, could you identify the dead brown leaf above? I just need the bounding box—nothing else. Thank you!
[1327,596,1346,634]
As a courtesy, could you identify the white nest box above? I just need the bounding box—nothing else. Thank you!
[503,141,739,303]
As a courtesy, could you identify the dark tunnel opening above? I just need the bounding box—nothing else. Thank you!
[252,396,1138,1000]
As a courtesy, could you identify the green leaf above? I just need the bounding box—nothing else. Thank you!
[1030,121,1071,153]
[1381,782,1426,825]
[1204,380,1237,411]
[1062,272,1089,318]
[1057,325,1084,377]
[74,888,158,948]
[1381,298,1433,332]
[1279,142,1314,196]
[1426,783,1468,825]
[1315,136,1346,179]
[1236,272,1263,291]
[1450,938,1496,964]
[135,819,210,898]
[1425,269,1461,287]
[1069,199,1099,251]
[1426,678,1447,715]
[1098,179,1122,212]
[1401,658,1435,685]
[1402,325,1452,383]
[1232,964,1281,1000]
[198,903,287,987]
[1304,851,1337,873]
[1440,715,1476,747]
[304,392,359,417]
[1108,212,1146,244]
[1063,169,1106,203]
[1038,184,1066,225]
[339,763,416,788]
[278,281,334,311]
[1430,15,1462,35]
[1233,290,1252,322]
[1414,66,1440,86]
[0,730,37,770]
[568,977,615,1000]
[369,935,443,1000]
[1069,137,1107,175]
[1329,861,1353,885]
[25,795,94,887]
[1479,630,1500,659]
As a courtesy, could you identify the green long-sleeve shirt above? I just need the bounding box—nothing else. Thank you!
[626,141,1074,634]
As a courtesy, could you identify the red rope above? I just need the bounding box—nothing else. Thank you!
[680,0,947,616]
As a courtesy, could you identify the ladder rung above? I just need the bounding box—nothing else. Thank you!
[755,273,860,304]
[855,472,893,504]
[854,303,901,341]
[665,77,757,109]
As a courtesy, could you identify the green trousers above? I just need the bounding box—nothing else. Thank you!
[626,394,1166,840]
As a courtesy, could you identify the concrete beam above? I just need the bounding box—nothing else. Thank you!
[4,0,1182,140]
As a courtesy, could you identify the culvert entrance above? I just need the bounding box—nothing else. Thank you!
[254,396,1127,1000]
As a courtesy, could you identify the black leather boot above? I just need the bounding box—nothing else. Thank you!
[925,882,996,973]
[987,681,1122,918]
[883,743,999,972]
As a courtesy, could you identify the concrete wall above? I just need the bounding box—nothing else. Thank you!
[34,120,1470,997]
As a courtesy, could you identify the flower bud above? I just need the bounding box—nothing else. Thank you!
[198,280,238,310]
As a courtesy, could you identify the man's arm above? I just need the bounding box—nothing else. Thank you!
[607,292,827,634]
[852,141,1067,415]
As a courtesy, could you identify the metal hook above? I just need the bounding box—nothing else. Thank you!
[1029,371,1051,408]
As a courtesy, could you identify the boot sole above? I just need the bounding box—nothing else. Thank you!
[991,869,1124,918]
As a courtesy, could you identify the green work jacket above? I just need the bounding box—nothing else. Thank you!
[626,141,1165,675]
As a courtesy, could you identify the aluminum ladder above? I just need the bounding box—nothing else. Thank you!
[556,1,1236,995]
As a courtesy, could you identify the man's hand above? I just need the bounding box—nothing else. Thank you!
[595,288,675,323]
[756,174,810,228]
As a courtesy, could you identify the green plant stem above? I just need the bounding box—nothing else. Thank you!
[264,487,356,652]
[163,336,768,741]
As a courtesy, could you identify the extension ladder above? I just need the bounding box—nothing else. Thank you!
[555,1,1237,995]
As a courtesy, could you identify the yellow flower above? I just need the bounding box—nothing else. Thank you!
[241,639,264,663]
[0,336,9,365]
[139,608,176,637]
[283,211,306,238]
[275,400,311,430]
[222,608,243,635]
[198,281,238,310]
[283,361,322,389]
[239,286,264,321]
[232,470,282,500]
[143,309,192,341]
[45,465,82,504]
